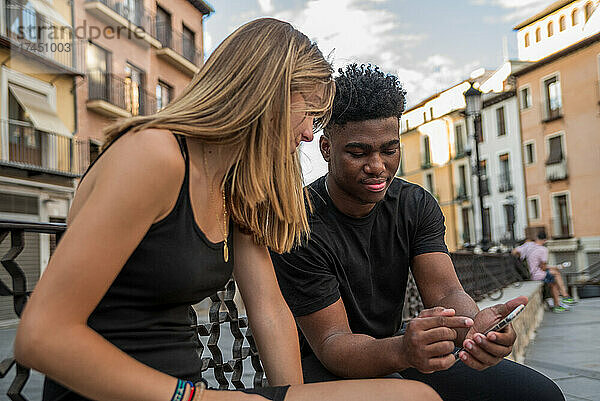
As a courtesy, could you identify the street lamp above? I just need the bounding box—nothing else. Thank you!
[464,82,490,251]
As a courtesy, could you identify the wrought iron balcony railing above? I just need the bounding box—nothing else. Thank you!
[87,71,157,116]
[156,24,201,66]
[84,0,156,37]
[3,0,84,74]
[551,215,573,239]
[1,120,88,176]
[498,173,513,192]
[545,158,568,182]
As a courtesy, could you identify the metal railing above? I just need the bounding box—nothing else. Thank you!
[1,120,87,176]
[3,0,84,73]
[0,221,266,400]
[498,173,513,192]
[403,252,524,318]
[551,215,573,239]
[85,0,156,38]
[545,158,568,182]
[455,185,469,201]
[156,23,201,65]
[87,71,157,116]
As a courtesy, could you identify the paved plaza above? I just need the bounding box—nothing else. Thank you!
[1,298,599,400]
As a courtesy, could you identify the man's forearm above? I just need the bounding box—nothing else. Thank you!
[437,290,479,344]
[317,333,408,378]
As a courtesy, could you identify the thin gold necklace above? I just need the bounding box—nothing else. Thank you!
[202,146,229,263]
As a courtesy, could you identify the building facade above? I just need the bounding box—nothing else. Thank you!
[515,33,600,272]
[75,0,212,160]
[515,0,600,62]
[0,0,86,324]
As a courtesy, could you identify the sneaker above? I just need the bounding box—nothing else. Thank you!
[559,302,571,309]
[552,306,568,313]
[561,297,578,305]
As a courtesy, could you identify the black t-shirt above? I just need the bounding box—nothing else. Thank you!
[271,175,448,376]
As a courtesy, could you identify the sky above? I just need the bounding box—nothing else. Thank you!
[201,0,554,182]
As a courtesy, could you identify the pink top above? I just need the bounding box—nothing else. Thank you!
[526,245,548,281]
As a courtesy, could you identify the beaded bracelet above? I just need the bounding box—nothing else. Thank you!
[171,379,196,401]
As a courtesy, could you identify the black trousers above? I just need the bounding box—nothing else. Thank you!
[302,353,565,401]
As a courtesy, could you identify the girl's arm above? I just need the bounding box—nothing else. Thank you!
[15,131,187,401]
[232,228,304,386]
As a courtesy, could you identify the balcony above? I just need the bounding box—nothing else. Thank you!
[455,185,469,201]
[498,173,513,192]
[84,0,160,48]
[546,159,568,182]
[155,24,201,76]
[2,0,84,74]
[542,106,563,123]
[1,120,87,177]
[87,71,157,118]
[454,149,468,159]
[551,215,573,239]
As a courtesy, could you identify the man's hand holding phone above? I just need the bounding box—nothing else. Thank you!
[456,296,528,371]
[400,307,474,373]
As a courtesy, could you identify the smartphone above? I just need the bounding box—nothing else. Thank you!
[453,303,525,359]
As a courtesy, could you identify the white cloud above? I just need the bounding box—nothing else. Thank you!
[275,0,425,73]
[257,0,274,14]
[472,0,551,22]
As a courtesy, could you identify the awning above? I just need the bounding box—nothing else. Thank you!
[28,0,72,28]
[8,84,72,137]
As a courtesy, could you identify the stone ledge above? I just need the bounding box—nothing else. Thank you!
[476,281,544,364]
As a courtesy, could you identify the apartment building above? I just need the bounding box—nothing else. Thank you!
[515,0,600,61]
[398,79,488,251]
[75,0,212,159]
[0,0,86,323]
[514,32,600,272]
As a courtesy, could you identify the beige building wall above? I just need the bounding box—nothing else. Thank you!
[516,35,600,269]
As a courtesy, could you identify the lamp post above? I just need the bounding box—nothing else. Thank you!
[464,83,489,251]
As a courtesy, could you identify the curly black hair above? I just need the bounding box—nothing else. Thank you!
[324,64,406,132]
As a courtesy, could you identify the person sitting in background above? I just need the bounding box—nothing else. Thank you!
[515,232,576,313]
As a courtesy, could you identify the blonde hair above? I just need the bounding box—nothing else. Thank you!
[102,18,335,253]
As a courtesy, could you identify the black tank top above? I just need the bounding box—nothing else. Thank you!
[43,134,234,400]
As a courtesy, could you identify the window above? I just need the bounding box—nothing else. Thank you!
[125,63,145,116]
[547,135,565,165]
[528,197,540,220]
[572,8,579,25]
[552,194,571,238]
[0,193,39,215]
[425,173,434,194]
[559,16,566,31]
[524,33,530,47]
[498,153,512,192]
[585,2,593,22]
[122,0,142,26]
[422,135,431,168]
[535,28,541,42]
[156,80,172,111]
[524,142,536,165]
[547,21,554,37]
[423,111,427,122]
[520,87,531,109]
[89,140,101,164]
[429,107,434,120]
[462,207,471,244]
[396,144,405,176]
[404,119,409,132]
[182,24,196,63]
[156,5,172,48]
[543,75,562,120]
[7,2,40,42]
[504,203,515,235]
[455,124,465,156]
[86,42,110,101]
[496,106,506,136]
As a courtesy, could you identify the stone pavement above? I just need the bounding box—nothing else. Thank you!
[524,297,600,401]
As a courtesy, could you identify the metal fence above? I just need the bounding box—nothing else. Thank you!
[1,221,525,399]
[1,120,88,176]
[87,71,157,116]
